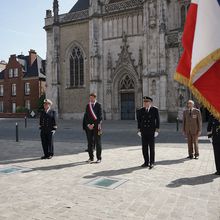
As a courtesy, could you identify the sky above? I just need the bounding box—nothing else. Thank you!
[0,0,77,62]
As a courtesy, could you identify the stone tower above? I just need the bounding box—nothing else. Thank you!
[45,0,60,113]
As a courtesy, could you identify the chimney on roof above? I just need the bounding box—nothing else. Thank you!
[29,49,37,66]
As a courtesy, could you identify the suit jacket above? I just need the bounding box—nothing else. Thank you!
[207,115,220,144]
[84,102,102,128]
[82,113,86,130]
[137,106,160,134]
[39,109,57,132]
[182,108,202,135]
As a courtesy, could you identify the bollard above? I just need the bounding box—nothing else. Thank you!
[176,117,179,131]
[16,123,19,142]
[24,116,27,128]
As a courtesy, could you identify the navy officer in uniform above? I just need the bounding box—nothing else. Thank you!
[207,115,220,175]
[137,96,160,169]
[84,93,102,163]
[39,99,57,159]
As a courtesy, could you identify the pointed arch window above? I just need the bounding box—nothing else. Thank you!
[181,5,186,28]
[120,75,135,90]
[70,47,84,87]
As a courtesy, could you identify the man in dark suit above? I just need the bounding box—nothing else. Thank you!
[83,113,94,152]
[137,96,160,169]
[39,99,57,159]
[84,93,102,163]
[207,115,220,175]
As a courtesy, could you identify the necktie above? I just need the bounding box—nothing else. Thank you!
[189,109,192,116]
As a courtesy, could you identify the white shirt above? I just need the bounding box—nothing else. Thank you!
[90,101,97,107]
[146,105,152,112]
[45,107,51,113]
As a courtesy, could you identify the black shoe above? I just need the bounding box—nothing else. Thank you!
[87,159,94,163]
[194,156,199,160]
[214,171,220,175]
[41,156,47,159]
[149,164,154,169]
[187,156,193,159]
[141,163,148,168]
[46,156,53,159]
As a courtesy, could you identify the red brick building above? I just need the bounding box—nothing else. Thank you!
[0,50,46,116]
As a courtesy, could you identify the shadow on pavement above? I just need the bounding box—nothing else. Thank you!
[83,165,142,179]
[23,161,87,173]
[156,158,187,166]
[166,174,219,188]
[0,157,40,165]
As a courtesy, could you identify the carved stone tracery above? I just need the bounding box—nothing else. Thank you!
[111,32,139,81]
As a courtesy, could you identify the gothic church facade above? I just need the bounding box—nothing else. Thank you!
[44,0,190,121]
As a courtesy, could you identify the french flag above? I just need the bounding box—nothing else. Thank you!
[175,0,220,120]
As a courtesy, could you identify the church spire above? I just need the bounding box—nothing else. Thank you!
[53,0,59,24]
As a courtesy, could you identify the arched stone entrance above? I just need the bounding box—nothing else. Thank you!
[111,69,141,120]
[119,75,135,120]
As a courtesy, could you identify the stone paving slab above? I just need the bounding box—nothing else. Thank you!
[0,140,220,220]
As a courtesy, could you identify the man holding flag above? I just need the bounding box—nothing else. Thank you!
[175,0,220,173]
[84,92,102,163]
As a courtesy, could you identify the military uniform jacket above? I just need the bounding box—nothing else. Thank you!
[137,106,160,134]
[182,108,202,135]
[207,115,220,144]
[84,102,102,127]
[39,109,57,132]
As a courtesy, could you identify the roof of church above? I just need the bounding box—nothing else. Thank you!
[108,0,124,3]
[69,0,89,13]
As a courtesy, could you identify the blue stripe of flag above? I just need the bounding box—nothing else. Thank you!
[217,0,220,6]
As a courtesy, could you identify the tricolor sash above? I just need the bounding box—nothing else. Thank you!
[88,102,97,121]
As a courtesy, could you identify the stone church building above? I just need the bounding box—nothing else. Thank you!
[44,0,191,121]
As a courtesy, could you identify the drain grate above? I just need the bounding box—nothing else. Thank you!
[86,177,128,189]
[0,166,32,174]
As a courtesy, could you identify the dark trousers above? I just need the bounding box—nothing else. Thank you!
[40,130,54,157]
[87,128,102,160]
[85,129,94,150]
[141,133,155,165]
[212,143,220,172]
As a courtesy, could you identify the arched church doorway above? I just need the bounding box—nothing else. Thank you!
[119,75,135,120]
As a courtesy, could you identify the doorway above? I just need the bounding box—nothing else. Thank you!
[121,93,135,120]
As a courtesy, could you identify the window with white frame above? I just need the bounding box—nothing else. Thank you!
[0,101,3,112]
[24,83,30,95]
[12,84,16,96]
[25,100,30,110]
[9,69,13,78]
[12,102,16,113]
[14,68,18,77]
[0,85,3,96]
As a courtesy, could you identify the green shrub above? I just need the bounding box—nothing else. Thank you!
[16,106,28,113]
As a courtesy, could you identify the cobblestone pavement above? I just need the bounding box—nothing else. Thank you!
[0,135,219,220]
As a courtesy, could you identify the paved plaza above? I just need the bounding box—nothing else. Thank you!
[0,119,219,220]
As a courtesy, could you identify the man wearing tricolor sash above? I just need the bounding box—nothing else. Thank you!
[84,93,102,163]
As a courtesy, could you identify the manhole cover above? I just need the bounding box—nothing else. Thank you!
[86,177,128,189]
[0,166,32,174]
